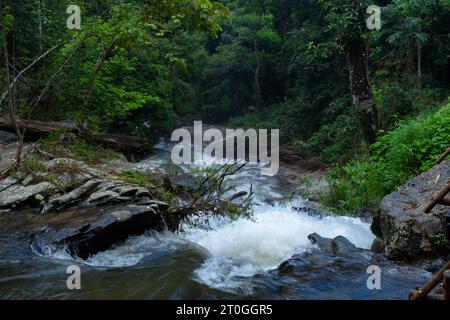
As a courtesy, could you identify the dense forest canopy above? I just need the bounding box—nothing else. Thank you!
[1,0,449,161]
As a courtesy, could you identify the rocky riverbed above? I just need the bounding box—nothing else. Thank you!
[0,135,447,299]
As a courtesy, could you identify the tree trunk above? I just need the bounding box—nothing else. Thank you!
[417,45,422,89]
[1,7,24,164]
[36,0,43,52]
[253,13,263,110]
[346,38,379,145]
[83,37,119,112]
[0,118,151,155]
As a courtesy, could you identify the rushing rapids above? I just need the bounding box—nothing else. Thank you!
[0,141,432,299]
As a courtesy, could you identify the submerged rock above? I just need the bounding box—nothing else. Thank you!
[276,233,373,277]
[31,205,166,259]
[308,233,363,256]
[374,159,449,261]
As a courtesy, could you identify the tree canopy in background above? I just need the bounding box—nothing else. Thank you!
[1,0,449,158]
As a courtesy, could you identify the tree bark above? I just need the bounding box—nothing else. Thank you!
[0,42,61,105]
[1,7,24,164]
[346,38,379,145]
[417,45,422,89]
[0,118,150,155]
[83,37,119,112]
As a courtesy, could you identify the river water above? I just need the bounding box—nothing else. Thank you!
[0,141,431,299]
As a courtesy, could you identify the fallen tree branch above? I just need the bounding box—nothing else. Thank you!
[167,164,253,230]
[0,43,62,106]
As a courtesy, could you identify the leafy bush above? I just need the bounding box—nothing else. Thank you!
[323,103,450,213]
[307,113,364,163]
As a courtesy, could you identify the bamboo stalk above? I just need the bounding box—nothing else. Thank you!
[436,147,450,165]
[423,183,450,214]
[444,270,450,300]
[409,261,450,300]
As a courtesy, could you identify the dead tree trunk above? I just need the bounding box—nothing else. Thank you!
[346,38,379,145]
[0,118,150,155]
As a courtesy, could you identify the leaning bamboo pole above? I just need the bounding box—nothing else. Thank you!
[444,270,450,300]
[409,261,450,300]
[423,183,450,214]
[436,147,450,165]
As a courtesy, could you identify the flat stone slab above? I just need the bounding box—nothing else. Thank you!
[0,182,58,208]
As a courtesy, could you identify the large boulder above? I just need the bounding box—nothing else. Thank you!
[374,159,449,261]
[31,205,166,259]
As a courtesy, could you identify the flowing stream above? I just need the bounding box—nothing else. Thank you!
[0,141,431,299]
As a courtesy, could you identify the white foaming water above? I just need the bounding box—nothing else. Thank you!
[182,202,375,292]
[49,232,190,268]
[134,147,375,292]
[43,144,375,294]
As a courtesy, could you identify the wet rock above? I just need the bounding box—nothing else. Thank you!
[276,234,373,279]
[307,233,362,256]
[170,174,197,191]
[21,175,34,187]
[0,143,32,173]
[0,130,16,145]
[135,187,151,198]
[423,258,446,274]
[31,205,165,259]
[376,159,449,261]
[114,185,141,197]
[0,177,17,192]
[0,182,57,209]
[89,190,120,202]
[49,179,103,210]
[137,199,170,211]
[51,172,90,191]
[46,158,102,178]
[371,237,385,254]
[95,181,118,193]
[46,158,84,170]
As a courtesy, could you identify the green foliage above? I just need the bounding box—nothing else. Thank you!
[324,103,450,213]
[2,0,450,179]
[119,168,155,190]
[187,165,254,221]
[433,232,447,247]
[10,154,47,178]
[119,168,176,204]
[39,131,119,164]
